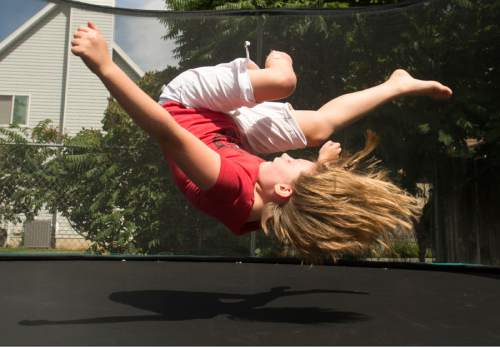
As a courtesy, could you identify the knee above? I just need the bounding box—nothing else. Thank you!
[304,122,334,147]
[274,71,297,99]
[306,133,329,148]
[265,51,297,98]
[265,51,294,67]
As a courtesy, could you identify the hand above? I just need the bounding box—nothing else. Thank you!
[71,21,113,76]
[318,140,342,163]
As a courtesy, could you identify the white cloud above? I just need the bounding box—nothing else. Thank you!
[115,0,178,71]
[117,0,166,10]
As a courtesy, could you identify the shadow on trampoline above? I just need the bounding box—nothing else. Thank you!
[19,286,371,326]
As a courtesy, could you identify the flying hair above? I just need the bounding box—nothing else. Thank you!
[261,130,422,260]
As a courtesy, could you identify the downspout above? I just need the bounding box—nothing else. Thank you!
[249,16,265,257]
[60,5,72,137]
[52,4,73,248]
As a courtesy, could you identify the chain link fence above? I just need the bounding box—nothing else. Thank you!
[0,142,285,256]
[0,141,422,259]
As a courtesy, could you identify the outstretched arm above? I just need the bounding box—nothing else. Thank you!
[71,22,220,189]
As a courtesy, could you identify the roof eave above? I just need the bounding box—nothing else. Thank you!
[0,3,59,55]
[112,42,145,78]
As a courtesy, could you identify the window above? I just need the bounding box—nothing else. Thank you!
[0,95,29,126]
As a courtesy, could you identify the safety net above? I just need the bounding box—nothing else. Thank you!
[0,0,499,264]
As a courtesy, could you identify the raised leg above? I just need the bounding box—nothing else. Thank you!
[293,69,453,147]
[247,51,297,102]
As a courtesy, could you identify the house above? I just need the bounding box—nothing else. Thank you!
[0,0,145,250]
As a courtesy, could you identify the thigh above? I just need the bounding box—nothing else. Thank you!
[292,110,334,147]
[247,51,297,102]
[159,58,257,113]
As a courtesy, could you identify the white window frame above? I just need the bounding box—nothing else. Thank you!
[0,93,31,127]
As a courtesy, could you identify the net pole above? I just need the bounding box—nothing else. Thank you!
[249,15,265,257]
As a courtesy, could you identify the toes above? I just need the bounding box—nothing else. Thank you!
[433,88,452,100]
[429,82,452,99]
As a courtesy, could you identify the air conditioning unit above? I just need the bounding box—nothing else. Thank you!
[0,228,7,247]
[24,220,52,248]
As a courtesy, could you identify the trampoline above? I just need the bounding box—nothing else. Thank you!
[1,0,500,345]
[1,257,500,345]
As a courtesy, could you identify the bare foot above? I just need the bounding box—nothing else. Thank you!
[388,69,453,100]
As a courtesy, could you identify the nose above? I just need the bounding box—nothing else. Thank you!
[281,153,291,159]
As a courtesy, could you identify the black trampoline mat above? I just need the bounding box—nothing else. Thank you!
[1,260,500,345]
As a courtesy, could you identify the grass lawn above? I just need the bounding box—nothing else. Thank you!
[0,247,87,255]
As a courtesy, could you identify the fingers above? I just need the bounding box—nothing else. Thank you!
[71,39,82,49]
[72,27,88,49]
[71,31,85,54]
[70,45,82,55]
[318,140,342,162]
[71,22,99,53]
[71,31,82,46]
[77,25,90,33]
[325,140,340,147]
[75,22,98,37]
[88,21,99,31]
[317,141,342,162]
[323,140,341,150]
[70,38,83,55]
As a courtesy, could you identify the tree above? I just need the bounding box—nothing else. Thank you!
[0,67,251,255]
[2,0,498,261]
[0,121,62,226]
[48,67,250,254]
[159,0,500,261]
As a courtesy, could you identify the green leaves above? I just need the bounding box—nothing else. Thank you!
[2,0,499,257]
[418,123,431,134]
[0,125,60,225]
[438,130,453,146]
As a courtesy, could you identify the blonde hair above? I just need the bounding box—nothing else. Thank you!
[261,131,421,259]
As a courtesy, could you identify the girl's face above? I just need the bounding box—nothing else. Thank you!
[271,153,315,182]
[258,153,316,201]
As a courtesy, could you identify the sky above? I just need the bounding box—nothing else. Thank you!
[0,0,178,71]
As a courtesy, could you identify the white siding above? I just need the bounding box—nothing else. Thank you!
[63,0,115,135]
[54,0,116,245]
[0,7,67,130]
[0,0,145,251]
[54,213,91,250]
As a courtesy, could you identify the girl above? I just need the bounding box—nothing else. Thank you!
[71,22,452,258]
